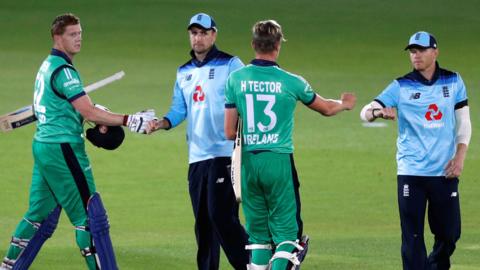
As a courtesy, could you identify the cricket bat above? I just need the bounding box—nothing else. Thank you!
[231,118,243,203]
[0,71,125,132]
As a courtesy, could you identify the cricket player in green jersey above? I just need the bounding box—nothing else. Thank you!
[1,13,154,270]
[224,20,356,270]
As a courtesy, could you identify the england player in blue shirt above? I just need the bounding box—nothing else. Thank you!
[360,31,471,270]
[146,13,249,270]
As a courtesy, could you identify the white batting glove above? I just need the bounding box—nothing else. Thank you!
[124,109,157,134]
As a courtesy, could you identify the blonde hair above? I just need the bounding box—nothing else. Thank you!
[252,20,286,53]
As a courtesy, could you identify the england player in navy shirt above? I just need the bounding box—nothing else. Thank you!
[146,13,248,270]
[360,31,471,270]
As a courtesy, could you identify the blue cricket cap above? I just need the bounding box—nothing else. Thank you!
[188,13,217,31]
[405,31,437,50]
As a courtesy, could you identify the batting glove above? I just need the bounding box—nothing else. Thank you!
[123,109,157,134]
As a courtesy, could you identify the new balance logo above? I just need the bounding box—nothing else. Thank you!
[451,192,458,197]
[216,178,224,183]
[186,74,192,81]
[209,68,215,79]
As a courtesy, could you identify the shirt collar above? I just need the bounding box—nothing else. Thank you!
[190,45,219,67]
[411,61,440,86]
[50,48,73,65]
[250,59,279,67]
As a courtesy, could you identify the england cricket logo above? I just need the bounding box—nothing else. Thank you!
[403,184,409,197]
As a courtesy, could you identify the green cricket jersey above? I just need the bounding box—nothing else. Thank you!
[225,59,316,153]
[33,49,86,143]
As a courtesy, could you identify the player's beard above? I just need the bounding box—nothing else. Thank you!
[193,47,210,54]
[192,43,212,55]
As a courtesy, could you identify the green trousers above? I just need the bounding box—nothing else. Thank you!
[4,141,98,269]
[242,151,302,269]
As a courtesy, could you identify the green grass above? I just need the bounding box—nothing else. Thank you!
[1,0,479,269]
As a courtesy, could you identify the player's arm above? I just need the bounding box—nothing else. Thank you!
[360,81,400,122]
[307,92,356,116]
[53,68,154,133]
[52,67,127,126]
[223,75,239,140]
[72,94,156,134]
[360,100,396,122]
[224,107,239,140]
[72,95,125,126]
[445,106,472,178]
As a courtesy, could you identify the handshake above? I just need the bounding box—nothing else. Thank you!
[124,109,158,134]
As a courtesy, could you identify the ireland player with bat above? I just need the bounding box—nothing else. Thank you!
[224,20,356,270]
[1,13,155,270]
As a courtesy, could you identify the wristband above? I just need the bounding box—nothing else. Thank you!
[122,115,129,126]
[371,108,380,119]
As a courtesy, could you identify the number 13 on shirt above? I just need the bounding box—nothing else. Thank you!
[245,94,277,133]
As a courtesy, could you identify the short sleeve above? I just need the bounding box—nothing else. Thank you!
[229,57,244,74]
[225,75,236,108]
[294,76,315,105]
[53,67,85,102]
[374,80,400,108]
[455,73,468,105]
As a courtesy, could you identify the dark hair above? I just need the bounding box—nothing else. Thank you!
[51,13,80,37]
[252,20,285,53]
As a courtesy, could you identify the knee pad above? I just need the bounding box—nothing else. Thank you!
[270,235,309,270]
[12,206,61,270]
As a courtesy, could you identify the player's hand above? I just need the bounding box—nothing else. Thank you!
[445,158,464,179]
[126,109,157,134]
[341,93,356,110]
[376,107,396,120]
[145,118,172,134]
[146,119,161,134]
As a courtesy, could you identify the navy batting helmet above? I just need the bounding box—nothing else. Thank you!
[86,125,125,150]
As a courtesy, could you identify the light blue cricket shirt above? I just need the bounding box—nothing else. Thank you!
[164,45,244,164]
[375,62,468,176]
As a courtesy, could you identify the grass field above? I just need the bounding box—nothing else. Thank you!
[0,0,479,269]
